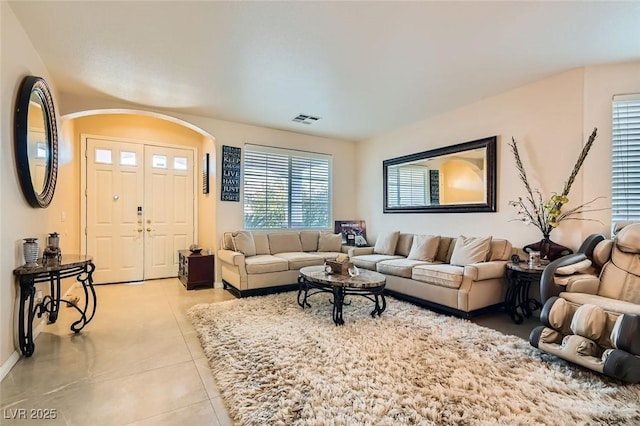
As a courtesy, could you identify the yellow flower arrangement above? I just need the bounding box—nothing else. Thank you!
[508,128,605,238]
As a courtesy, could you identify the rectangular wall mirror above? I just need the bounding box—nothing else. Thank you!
[383,136,497,213]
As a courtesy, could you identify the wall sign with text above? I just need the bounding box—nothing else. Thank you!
[221,145,241,201]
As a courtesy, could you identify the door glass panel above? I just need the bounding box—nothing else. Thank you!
[152,155,167,169]
[95,148,112,164]
[120,151,137,166]
[174,157,188,170]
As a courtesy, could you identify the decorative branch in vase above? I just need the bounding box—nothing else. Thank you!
[508,127,607,260]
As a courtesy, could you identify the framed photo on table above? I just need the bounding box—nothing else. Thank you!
[334,220,367,246]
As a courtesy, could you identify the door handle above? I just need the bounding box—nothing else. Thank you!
[135,228,143,233]
[146,228,154,232]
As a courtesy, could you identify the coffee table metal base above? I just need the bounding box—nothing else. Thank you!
[297,275,386,325]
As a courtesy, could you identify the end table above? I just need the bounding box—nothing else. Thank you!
[505,262,544,324]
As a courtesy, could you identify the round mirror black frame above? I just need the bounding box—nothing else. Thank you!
[14,76,59,208]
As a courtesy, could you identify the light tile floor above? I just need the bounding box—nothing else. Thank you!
[1,279,540,425]
[1,279,235,426]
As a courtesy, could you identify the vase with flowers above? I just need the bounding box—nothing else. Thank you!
[509,127,606,261]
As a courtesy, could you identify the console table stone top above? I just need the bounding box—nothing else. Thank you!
[13,255,93,276]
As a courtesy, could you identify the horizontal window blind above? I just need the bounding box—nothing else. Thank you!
[387,165,428,207]
[612,94,640,222]
[244,144,331,229]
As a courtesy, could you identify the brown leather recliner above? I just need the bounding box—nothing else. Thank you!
[529,223,640,383]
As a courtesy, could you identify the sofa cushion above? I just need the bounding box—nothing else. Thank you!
[396,233,414,257]
[488,239,513,261]
[412,264,464,289]
[450,236,492,266]
[232,231,256,256]
[253,234,270,255]
[374,231,400,255]
[245,255,289,274]
[273,252,324,269]
[268,233,303,254]
[222,232,234,250]
[377,258,431,278]
[318,233,342,252]
[407,235,440,262]
[352,254,402,271]
[300,231,319,252]
[436,237,455,263]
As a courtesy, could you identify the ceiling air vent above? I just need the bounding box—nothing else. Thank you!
[292,114,321,125]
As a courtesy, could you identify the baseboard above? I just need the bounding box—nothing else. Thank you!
[0,351,20,382]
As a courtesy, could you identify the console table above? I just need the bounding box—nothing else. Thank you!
[505,262,544,324]
[13,255,97,357]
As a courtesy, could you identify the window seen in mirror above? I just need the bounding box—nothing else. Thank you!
[174,157,187,170]
[120,151,137,166]
[95,149,112,164]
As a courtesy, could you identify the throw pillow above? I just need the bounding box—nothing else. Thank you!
[450,235,492,266]
[373,231,400,256]
[407,235,441,262]
[318,233,342,252]
[232,231,256,256]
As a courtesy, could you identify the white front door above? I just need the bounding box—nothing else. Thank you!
[143,145,194,279]
[86,138,145,284]
[85,138,195,284]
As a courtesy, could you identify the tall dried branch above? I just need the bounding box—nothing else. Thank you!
[561,128,598,197]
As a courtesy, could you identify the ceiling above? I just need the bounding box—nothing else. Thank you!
[8,1,640,141]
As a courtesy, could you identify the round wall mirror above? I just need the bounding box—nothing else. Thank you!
[14,76,59,208]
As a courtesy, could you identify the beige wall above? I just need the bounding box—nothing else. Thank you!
[1,3,62,369]
[356,63,640,250]
[59,96,359,283]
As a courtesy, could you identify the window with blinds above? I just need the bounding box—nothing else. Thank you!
[612,94,640,222]
[387,165,429,207]
[243,145,331,229]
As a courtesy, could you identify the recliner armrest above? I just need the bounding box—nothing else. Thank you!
[540,253,588,303]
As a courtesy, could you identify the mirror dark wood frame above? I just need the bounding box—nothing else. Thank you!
[14,76,59,208]
[383,136,497,213]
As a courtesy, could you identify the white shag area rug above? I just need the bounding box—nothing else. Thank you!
[188,292,640,425]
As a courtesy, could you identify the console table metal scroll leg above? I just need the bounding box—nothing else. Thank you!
[18,276,36,357]
[70,262,97,333]
[46,271,62,323]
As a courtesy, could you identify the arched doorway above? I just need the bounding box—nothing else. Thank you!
[61,110,216,284]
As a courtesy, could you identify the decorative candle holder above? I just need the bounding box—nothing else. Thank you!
[23,238,39,267]
[43,232,62,264]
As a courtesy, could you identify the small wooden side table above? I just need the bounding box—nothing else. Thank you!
[178,250,214,290]
[505,262,545,324]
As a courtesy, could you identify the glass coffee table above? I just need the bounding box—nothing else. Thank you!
[298,265,386,325]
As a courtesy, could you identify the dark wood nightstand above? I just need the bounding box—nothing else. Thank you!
[178,250,214,290]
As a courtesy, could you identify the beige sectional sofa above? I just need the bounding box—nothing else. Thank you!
[218,230,344,297]
[348,232,513,317]
[219,229,513,318]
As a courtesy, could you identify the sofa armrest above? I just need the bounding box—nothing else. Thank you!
[463,260,508,281]
[348,247,375,257]
[217,249,246,267]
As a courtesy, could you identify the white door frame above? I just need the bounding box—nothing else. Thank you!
[80,133,199,260]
